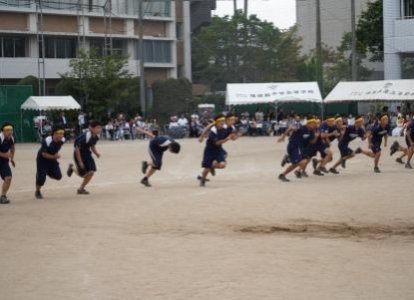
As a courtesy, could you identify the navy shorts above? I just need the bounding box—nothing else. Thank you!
[338,143,353,158]
[371,144,381,154]
[0,162,11,180]
[74,152,96,177]
[287,144,302,165]
[149,146,164,170]
[406,136,413,148]
[36,158,62,186]
[202,148,226,169]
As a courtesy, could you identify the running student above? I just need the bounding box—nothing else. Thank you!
[277,118,317,182]
[137,128,181,187]
[358,115,389,173]
[390,117,414,169]
[329,116,367,174]
[67,120,102,195]
[35,126,66,199]
[0,123,15,204]
[198,114,234,187]
[312,117,341,174]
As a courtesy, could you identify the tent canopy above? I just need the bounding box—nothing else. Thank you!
[226,82,322,105]
[325,80,414,103]
[21,96,81,111]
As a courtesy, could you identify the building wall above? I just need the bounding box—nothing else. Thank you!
[0,0,191,90]
[384,0,414,79]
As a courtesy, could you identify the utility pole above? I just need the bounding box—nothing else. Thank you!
[351,0,357,81]
[244,0,248,17]
[138,0,146,116]
[233,0,237,15]
[315,0,324,118]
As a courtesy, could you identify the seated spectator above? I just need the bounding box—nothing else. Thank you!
[105,120,114,140]
[178,114,189,128]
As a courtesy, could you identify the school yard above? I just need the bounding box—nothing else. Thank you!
[0,136,413,300]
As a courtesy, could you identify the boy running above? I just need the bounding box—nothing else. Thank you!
[358,115,389,173]
[67,120,102,195]
[0,123,15,204]
[35,126,66,199]
[390,118,414,169]
[198,115,233,187]
[329,116,367,174]
[138,128,181,187]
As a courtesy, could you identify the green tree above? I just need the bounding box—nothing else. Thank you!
[17,75,39,96]
[192,14,303,91]
[151,78,193,124]
[340,0,383,62]
[56,50,140,117]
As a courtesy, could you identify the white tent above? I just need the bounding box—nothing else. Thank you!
[226,82,322,105]
[324,80,414,103]
[21,96,81,111]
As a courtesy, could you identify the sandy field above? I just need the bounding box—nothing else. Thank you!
[0,136,414,300]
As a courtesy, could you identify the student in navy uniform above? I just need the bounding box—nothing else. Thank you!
[137,128,181,187]
[329,116,367,174]
[35,126,66,199]
[67,120,102,195]
[0,123,15,204]
[358,114,389,173]
[390,119,412,167]
[311,117,341,174]
[198,114,234,187]
[277,118,318,182]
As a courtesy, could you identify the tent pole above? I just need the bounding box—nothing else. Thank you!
[20,110,23,142]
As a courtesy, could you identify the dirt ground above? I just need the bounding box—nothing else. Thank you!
[1,136,413,300]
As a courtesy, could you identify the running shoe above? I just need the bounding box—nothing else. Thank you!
[278,174,290,182]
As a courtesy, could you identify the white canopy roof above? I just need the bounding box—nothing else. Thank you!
[325,80,414,103]
[226,82,322,105]
[21,96,81,111]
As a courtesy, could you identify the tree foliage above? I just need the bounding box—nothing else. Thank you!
[17,75,39,96]
[192,14,304,91]
[56,50,140,117]
[151,78,193,123]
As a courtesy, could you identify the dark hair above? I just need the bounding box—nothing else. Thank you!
[169,141,181,154]
[89,120,102,128]
[226,113,235,119]
[1,122,14,131]
[214,114,225,122]
[52,125,65,134]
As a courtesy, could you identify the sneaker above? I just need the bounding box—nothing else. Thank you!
[390,141,400,156]
[199,178,206,187]
[374,167,381,173]
[396,157,404,164]
[210,167,216,176]
[341,159,346,169]
[0,195,10,204]
[67,163,74,177]
[329,168,339,174]
[355,147,362,154]
[197,175,210,182]
[294,170,302,178]
[320,167,329,173]
[301,171,309,178]
[281,155,289,167]
[77,188,90,195]
[35,191,43,199]
[313,169,324,176]
[278,174,290,182]
[141,161,149,175]
[405,163,413,169]
[312,158,318,170]
[140,177,151,187]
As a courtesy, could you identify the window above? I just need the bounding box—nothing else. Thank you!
[404,0,414,18]
[176,23,184,40]
[43,38,76,58]
[139,40,172,63]
[0,0,30,8]
[0,36,26,57]
[90,38,126,56]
